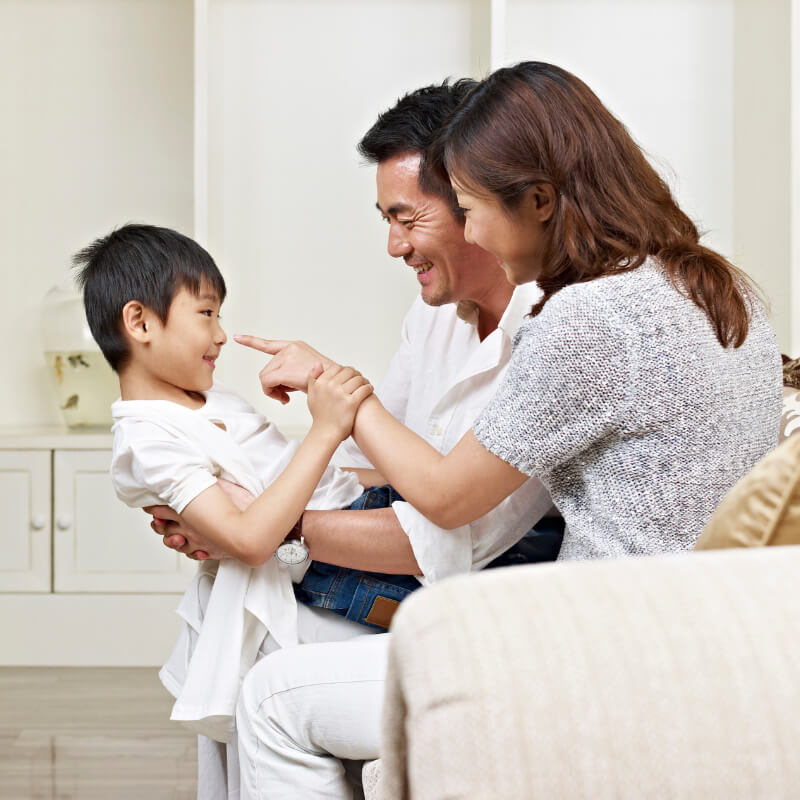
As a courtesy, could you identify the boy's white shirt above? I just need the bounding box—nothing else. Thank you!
[110,383,363,742]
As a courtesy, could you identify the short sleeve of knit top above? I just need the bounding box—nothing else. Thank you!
[473,286,635,476]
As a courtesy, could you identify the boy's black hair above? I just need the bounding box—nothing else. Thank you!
[357,78,477,221]
[73,223,227,372]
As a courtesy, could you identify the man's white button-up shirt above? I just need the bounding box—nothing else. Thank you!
[336,283,555,583]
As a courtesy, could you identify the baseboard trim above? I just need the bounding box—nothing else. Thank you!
[0,594,184,666]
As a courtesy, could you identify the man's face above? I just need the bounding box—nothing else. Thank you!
[376,153,489,307]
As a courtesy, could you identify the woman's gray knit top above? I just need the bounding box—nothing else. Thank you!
[473,259,782,560]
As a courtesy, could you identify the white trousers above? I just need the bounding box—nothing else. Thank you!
[237,631,391,800]
[198,604,378,800]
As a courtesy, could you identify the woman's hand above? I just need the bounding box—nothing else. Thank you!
[234,335,335,404]
[308,364,373,442]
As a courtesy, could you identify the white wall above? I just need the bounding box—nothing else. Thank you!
[501,0,795,352]
[504,0,735,260]
[1,0,796,432]
[0,0,194,426]
[734,0,791,350]
[205,0,477,432]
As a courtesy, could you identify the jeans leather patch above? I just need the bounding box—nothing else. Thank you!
[364,596,400,630]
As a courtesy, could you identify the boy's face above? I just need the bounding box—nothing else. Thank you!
[146,281,226,393]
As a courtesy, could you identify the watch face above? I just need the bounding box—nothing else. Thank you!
[275,540,309,566]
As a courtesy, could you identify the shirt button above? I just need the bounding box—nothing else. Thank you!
[431,423,443,436]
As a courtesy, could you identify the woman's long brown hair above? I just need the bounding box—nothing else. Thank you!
[436,62,754,347]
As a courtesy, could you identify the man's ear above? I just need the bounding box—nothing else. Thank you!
[121,300,154,343]
[527,183,557,223]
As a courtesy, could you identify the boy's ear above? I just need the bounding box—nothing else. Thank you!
[121,300,154,343]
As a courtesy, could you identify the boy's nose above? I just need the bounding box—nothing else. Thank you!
[216,321,227,345]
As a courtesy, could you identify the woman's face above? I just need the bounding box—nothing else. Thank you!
[452,180,553,286]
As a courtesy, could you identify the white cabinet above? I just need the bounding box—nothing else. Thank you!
[0,450,51,592]
[0,428,195,665]
[53,449,196,592]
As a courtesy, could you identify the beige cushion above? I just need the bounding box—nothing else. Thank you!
[694,433,800,550]
[380,548,800,799]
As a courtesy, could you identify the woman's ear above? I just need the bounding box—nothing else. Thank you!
[527,183,557,223]
[121,300,152,342]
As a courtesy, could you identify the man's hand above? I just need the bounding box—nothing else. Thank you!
[234,335,336,404]
[144,479,254,561]
[146,505,226,561]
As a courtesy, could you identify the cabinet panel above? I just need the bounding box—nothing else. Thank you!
[53,450,197,592]
[0,451,51,592]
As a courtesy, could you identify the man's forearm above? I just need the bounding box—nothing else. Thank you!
[301,508,420,574]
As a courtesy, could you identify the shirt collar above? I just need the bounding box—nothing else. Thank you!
[455,282,542,341]
[497,282,542,339]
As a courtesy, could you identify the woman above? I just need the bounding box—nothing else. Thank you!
[251,61,782,558]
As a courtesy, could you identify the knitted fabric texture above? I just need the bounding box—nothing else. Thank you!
[473,259,783,560]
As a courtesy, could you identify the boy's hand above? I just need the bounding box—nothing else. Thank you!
[307,364,373,441]
[234,335,335,404]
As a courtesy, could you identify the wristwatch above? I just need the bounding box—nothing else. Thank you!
[275,515,309,566]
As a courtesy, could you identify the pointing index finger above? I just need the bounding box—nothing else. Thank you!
[233,335,288,355]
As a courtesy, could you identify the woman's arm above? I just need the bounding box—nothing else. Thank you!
[351,396,528,529]
[236,335,529,529]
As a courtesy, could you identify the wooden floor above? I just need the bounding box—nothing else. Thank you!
[0,667,197,799]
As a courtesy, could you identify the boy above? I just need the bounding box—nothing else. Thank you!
[74,223,373,742]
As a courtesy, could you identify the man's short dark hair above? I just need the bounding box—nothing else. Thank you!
[73,224,227,372]
[357,78,477,220]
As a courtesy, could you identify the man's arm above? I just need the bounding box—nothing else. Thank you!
[302,507,420,574]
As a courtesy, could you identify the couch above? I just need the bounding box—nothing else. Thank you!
[363,387,800,800]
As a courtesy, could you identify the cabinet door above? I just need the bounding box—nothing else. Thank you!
[0,450,51,592]
[53,449,197,592]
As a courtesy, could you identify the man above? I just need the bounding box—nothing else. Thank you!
[154,80,559,798]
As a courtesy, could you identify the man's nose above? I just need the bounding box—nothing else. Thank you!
[387,223,411,258]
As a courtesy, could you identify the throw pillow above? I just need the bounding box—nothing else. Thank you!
[694,434,800,549]
[781,387,800,441]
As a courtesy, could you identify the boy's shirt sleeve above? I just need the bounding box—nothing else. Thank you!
[111,420,219,513]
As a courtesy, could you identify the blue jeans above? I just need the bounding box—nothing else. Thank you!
[295,485,564,632]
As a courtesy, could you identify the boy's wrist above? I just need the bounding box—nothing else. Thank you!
[307,420,346,449]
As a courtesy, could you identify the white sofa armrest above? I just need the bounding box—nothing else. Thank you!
[379,547,800,799]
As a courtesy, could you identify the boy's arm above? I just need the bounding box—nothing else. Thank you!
[147,478,255,560]
[171,365,373,567]
[151,502,421,573]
